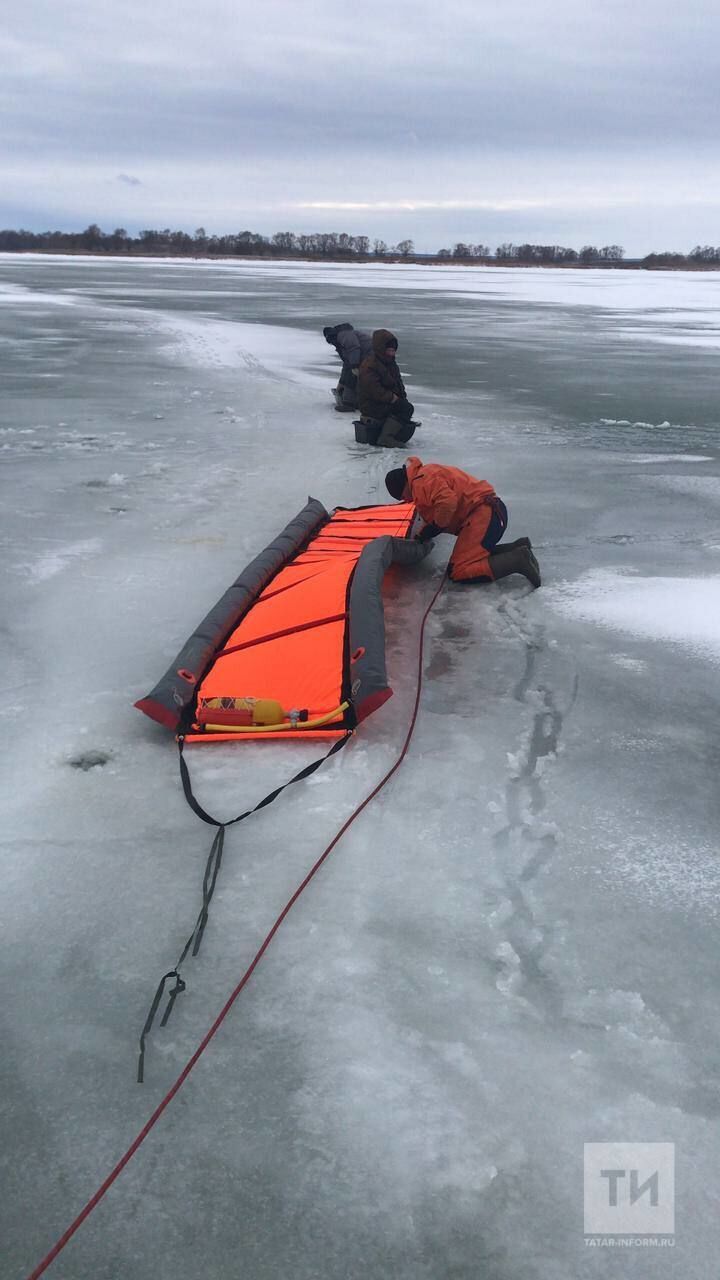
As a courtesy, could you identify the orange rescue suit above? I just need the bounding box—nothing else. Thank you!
[404,456,501,581]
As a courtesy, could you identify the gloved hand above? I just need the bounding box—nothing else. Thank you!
[415,522,442,543]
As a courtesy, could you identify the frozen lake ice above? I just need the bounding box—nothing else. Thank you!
[1,255,719,1278]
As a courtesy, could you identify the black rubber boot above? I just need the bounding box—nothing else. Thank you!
[492,536,532,553]
[333,387,356,412]
[377,416,416,447]
[489,545,541,588]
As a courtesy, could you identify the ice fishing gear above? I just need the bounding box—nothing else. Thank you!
[353,417,419,446]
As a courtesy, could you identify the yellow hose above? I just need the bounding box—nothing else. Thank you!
[203,701,350,734]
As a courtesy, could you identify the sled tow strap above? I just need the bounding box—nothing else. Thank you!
[137,731,351,1082]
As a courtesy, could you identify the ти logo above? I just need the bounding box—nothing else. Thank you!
[584,1143,675,1237]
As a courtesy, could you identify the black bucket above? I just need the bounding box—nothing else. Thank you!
[353,420,382,445]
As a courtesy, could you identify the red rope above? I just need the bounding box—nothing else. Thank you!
[24,570,447,1280]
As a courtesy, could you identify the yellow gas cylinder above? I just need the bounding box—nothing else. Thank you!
[200,696,286,725]
[247,697,286,725]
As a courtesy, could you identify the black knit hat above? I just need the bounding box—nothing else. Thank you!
[385,466,407,500]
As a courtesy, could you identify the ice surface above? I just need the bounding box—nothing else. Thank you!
[1,255,719,1280]
[547,570,720,662]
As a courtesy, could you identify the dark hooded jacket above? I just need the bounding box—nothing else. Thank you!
[324,323,373,369]
[358,328,407,420]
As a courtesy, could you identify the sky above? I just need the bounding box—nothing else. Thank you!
[2,0,720,255]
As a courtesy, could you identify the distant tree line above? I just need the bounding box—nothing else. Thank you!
[489,243,624,263]
[436,243,492,259]
[642,246,720,268]
[0,224,719,268]
[0,224,415,259]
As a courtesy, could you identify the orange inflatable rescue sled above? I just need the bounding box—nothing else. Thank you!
[135,499,430,741]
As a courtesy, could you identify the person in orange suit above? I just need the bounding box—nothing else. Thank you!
[385,456,541,587]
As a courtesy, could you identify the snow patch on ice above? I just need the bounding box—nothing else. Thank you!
[548,570,720,663]
[26,538,103,582]
[601,829,720,919]
[562,987,668,1036]
[610,654,648,671]
[151,313,331,389]
[599,418,675,429]
[642,473,720,502]
[631,454,713,464]
[617,327,720,351]
[0,281,77,307]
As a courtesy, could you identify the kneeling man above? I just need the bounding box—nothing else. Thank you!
[384,457,540,587]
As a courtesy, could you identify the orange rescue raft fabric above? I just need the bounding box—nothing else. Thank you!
[185,503,415,742]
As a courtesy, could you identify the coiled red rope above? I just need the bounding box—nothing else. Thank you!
[24,570,446,1280]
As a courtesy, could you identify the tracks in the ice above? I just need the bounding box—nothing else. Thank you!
[490,594,578,1021]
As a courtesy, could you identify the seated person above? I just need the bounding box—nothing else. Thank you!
[384,456,541,587]
[358,329,416,446]
[323,323,373,410]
